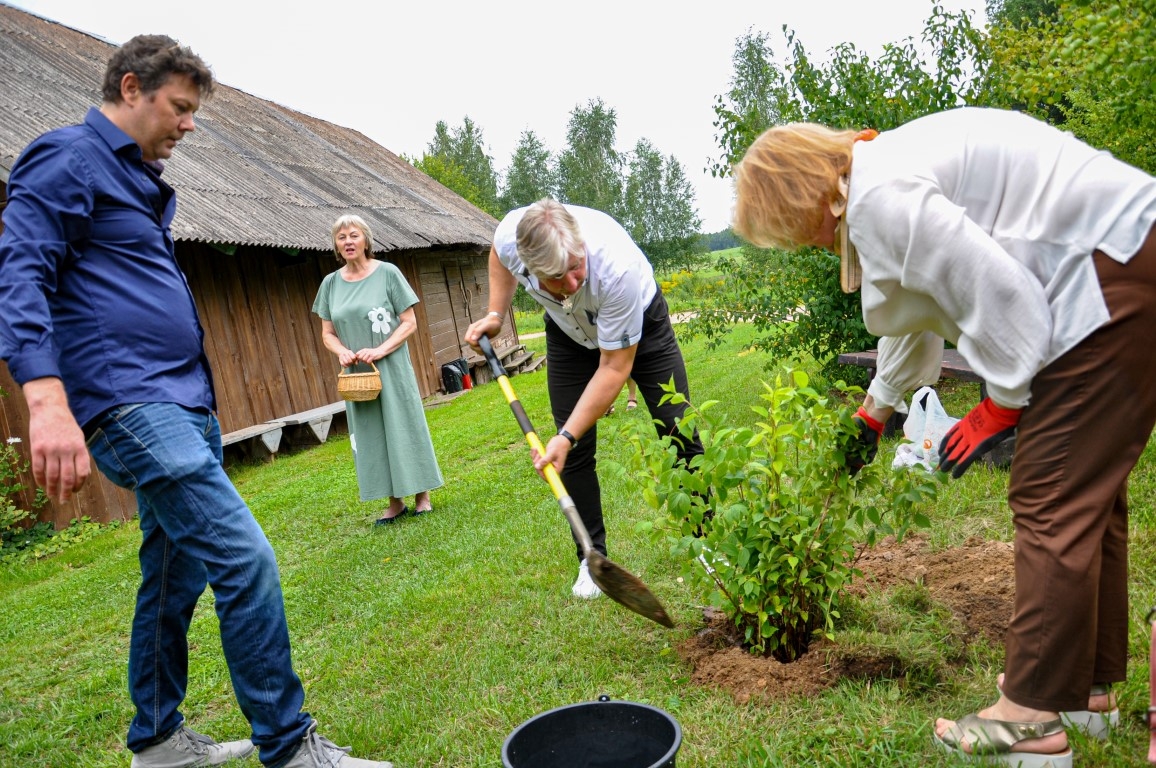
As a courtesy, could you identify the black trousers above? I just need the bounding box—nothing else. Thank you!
[545,288,703,561]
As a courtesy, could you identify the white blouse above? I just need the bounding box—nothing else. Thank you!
[494,204,657,351]
[847,107,1156,409]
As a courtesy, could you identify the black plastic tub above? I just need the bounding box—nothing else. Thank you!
[502,696,681,768]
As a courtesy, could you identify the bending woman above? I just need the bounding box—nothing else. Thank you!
[733,106,1156,768]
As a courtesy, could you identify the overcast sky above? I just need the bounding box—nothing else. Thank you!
[6,0,985,232]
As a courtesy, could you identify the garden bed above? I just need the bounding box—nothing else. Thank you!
[678,534,1014,703]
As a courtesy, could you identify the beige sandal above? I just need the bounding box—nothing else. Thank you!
[997,674,1119,739]
[1060,684,1119,738]
[627,398,637,410]
[934,713,1072,768]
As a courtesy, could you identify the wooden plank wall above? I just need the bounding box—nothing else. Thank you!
[180,244,341,433]
[391,253,438,397]
[0,364,138,527]
[423,258,460,366]
[416,248,516,373]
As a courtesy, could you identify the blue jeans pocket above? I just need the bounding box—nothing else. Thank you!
[86,405,147,491]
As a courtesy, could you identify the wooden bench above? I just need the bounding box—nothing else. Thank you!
[837,348,985,388]
[466,342,544,385]
[221,423,283,462]
[268,401,347,448]
[504,348,536,372]
[520,355,547,374]
[836,347,1014,466]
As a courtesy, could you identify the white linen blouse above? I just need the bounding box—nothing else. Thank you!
[494,204,657,351]
[847,107,1156,409]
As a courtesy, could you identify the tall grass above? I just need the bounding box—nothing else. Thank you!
[1,323,1154,767]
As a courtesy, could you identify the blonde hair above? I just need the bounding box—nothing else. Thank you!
[515,198,584,278]
[331,214,374,262]
[732,123,859,250]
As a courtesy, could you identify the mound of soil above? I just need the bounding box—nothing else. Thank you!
[677,534,1015,703]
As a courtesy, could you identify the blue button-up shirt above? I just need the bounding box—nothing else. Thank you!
[0,108,215,430]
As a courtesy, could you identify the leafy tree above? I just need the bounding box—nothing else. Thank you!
[623,138,665,245]
[983,0,1070,124]
[410,154,489,215]
[417,101,709,266]
[707,29,791,181]
[986,0,1156,172]
[699,6,990,381]
[498,129,555,215]
[712,6,990,173]
[621,139,705,272]
[656,155,706,271]
[556,98,624,218]
[986,0,1059,28]
[699,229,739,252]
[417,117,501,217]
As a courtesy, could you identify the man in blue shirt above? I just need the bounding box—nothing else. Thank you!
[0,35,390,768]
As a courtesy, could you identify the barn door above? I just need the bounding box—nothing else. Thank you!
[443,261,476,359]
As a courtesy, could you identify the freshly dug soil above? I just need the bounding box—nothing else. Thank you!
[677,534,1014,703]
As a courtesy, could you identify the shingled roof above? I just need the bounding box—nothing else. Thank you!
[0,2,498,252]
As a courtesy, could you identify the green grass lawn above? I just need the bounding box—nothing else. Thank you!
[2,323,1155,767]
[707,246,743,263]
[512,309,544,335]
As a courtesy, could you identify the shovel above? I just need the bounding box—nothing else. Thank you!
[478,335,674,628]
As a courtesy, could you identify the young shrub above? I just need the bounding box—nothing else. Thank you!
[1,436,46,552]
[617,368,940,662]
[0,434,107,562]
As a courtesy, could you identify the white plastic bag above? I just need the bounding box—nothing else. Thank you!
[891,386,959,471]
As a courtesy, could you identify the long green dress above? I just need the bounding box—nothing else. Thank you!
[313,261,444,502]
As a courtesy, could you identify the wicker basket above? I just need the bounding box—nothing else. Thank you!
[337,361,382,402]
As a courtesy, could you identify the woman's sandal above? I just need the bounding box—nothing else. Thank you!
[375,506,409,525]
[934,713,1073,768]
[1059,684,1120,739]
[998,675,1119,739]
[626,398,637,410]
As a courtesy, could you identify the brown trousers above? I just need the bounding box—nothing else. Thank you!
[1003,223,1156,712]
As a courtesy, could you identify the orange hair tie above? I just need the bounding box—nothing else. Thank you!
[855,128,879,142]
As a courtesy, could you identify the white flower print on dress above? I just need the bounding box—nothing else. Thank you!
[368,307,393,335]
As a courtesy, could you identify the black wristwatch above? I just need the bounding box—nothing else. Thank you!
[558,429,578,447]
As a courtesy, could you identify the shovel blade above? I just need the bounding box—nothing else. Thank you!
[587,552,675,628]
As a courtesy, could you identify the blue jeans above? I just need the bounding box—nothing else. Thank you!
[86,403,312,766]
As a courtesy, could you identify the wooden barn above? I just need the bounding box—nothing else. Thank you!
[0,4,532,527]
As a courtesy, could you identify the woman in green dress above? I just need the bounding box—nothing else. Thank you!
[313,214,443,524]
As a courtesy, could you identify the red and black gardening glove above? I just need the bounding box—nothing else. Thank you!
[938,398,1021,478]
[845,406,884,476]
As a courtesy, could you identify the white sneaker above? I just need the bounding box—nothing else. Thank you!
[281,722,392,768]
[571,558,602,599]
[130,725,254,767]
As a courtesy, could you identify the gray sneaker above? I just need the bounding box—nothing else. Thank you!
[130,725,254,767]
[281,722,392,768]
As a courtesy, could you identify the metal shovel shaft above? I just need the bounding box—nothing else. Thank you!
[478,335,674,628]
